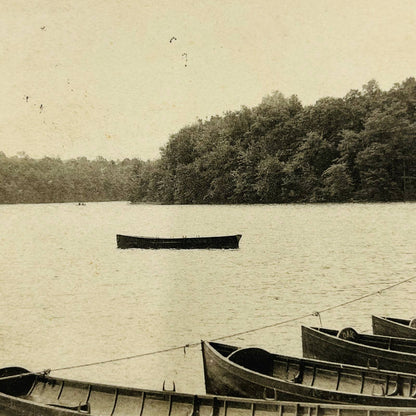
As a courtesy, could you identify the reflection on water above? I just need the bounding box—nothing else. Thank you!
[0,202,415,395]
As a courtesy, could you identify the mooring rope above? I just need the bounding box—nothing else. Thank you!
[1,273,415,380]
[210,274,416,341]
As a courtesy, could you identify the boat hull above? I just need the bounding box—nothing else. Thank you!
[201,340,416,407]
[373,316,416,339]
[4,368,416,416]
[302,326,416,373]
[116,234,242,249]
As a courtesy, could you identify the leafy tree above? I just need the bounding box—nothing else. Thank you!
[0,154,136,204]
[255,156,285,202]
[322,163,353,201]
[355,143,399,201]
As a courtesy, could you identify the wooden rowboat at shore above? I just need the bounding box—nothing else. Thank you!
[116,234,242,249]
[201,340,416,407]
[3,366,416,416]
[302,326,416,373]
[373,315,416,339]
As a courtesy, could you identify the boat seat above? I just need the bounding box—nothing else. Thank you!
[386,377,402,397]
[227,347,274,376]
[371,385,385,396]
[48,400,90,413]
[337,327,358,341]
[291,369,303,384]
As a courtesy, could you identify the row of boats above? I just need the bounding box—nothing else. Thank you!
[2,315,416,415]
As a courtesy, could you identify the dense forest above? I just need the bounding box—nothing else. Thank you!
[129,78,416,204]
[0,153,137,204]
[2,78,416,205]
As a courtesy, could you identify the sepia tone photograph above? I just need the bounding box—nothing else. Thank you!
[0,0,415,415]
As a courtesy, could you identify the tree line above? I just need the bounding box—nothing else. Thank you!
[2,78,416,205]
[0,153,137,204]
[129,78,416,204]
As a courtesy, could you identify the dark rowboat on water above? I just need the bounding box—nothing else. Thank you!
[373,315,416,339]
[302,326,416,373]
[116,234,242,249]
[3,367,415,416]
[201,340,416,407]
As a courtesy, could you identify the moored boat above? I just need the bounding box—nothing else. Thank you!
[116,234,242,249]
[201,340,416,406]
[302,326,416,373]
[373,315,416,339]
[3,366,416,416]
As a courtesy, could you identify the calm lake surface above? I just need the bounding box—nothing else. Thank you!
[0,201,415,396]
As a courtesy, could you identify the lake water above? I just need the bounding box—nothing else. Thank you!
[0,201,415,396]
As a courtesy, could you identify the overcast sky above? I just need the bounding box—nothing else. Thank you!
[1,0,416,161]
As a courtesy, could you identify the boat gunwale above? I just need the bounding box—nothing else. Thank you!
[202,340,416,402]
[304,326,416,360]
[5,388,416,416]
[116,234,242,241]
[6,372,416,415]
[205,340,416,378]
[373,315,416,330]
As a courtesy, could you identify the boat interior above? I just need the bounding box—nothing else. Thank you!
[210,341,416,397]
[9,372,416,416]
[311,327,416,354]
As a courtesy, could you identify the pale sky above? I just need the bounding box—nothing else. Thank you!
[1,0,416,161]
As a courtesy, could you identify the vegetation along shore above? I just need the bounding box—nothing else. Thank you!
[2,78,416,205]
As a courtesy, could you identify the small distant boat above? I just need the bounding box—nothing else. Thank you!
[116,234,242,249]
[302,326,416,373]
[373,315,416,339]
[201,340,416,407]
[3,366,414,416]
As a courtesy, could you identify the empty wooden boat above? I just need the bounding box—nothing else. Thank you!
[116,234,242,249]
[3,366,416,416]
[201,340,416,406]
[373,316,416,339]
[302,326,416,373]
